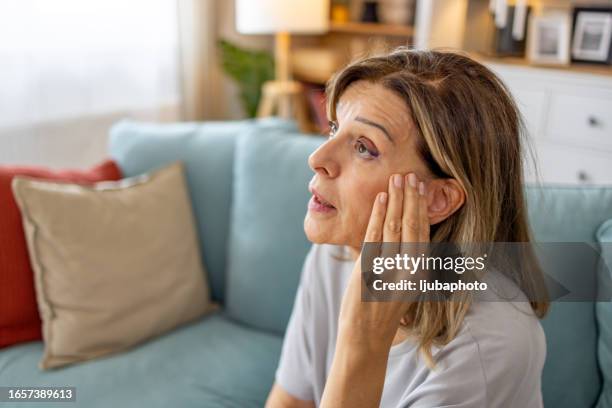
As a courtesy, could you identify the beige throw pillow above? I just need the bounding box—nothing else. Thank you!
[12,162,214,370]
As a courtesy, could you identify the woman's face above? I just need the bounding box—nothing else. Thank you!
[305,80,432,250]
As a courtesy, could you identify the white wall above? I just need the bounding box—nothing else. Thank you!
[0,1,278,168]
[0,105,179,169]
[0,0,182,168]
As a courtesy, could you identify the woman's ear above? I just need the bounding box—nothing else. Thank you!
[426,178,465,225]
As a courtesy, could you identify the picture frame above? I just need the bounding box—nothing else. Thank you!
[527,12,571,65]
[571,7,612,65]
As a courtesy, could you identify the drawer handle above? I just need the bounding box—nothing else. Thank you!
[577,170,589,182]
[587,116,600,127]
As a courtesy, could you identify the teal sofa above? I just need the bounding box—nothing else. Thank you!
[0,118,610,408]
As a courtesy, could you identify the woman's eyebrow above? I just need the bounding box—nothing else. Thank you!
[354,115,395,144]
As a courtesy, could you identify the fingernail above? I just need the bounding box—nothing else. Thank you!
[408,173,417,188]
[418,181,426,196]
[379,192,387,203]
[393,174,403,188]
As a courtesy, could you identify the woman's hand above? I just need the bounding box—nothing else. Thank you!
[337,172,430,352]
[320,172,430,408]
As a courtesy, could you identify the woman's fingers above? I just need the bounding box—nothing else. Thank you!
[362,193,387,288]
[367,172,429,253]
[381,174,404,261]
[383,174,404,242]
[364,192,388,243]
[401,173,420,244]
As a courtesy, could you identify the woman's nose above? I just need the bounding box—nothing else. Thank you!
[308,140,340,178]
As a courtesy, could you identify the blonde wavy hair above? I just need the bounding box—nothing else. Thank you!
[326,47,549,366]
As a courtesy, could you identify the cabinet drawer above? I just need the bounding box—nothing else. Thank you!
[547,92,612,152]
[526,142,612,185]
[511,88,547,139]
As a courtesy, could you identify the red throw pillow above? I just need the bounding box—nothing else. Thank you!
[0,159,122,349]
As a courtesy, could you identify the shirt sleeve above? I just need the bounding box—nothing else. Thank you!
[274,245,316,402]
[398,329,488,408]
[398,298,545,408]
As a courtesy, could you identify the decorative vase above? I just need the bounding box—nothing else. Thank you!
[331,4,350,23]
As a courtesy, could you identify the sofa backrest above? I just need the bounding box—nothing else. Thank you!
[109,119,612,408]
[109,118,297,303]
[525,186,612,408]
[223,126,324,335]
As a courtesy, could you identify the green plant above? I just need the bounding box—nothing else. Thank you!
[218,39,275,118]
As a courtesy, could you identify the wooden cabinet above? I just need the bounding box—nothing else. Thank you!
[532,142,612,185]
[547,91,612,152]
[486,62,612,185]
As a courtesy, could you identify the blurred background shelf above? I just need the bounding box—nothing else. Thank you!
[227,0,612,184]
[329,21,414,37]
[471,53,612,78]
[292,49,612,88]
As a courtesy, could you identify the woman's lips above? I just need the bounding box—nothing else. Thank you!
[308,195,337,213]
[308,186,337,213]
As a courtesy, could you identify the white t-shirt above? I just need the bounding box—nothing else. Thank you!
[275,244,546,408]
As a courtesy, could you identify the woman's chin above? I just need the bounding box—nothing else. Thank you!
[304,215,333,244]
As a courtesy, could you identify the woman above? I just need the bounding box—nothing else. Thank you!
[265,47,548,408]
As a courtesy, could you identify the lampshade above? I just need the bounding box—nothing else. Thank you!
[236,0,330,34]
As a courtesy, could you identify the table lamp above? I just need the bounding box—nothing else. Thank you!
[236,0,330,130]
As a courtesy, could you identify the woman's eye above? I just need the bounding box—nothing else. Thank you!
[355,139,379,159]
[328,121,338,138]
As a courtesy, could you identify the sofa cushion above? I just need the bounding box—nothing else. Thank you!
[108,119,297,304]
[525,186,612,408]
[11,163,213,370]
[0,159,122,349]
[0,313,282,408]
[596,219,612,408]
[225,128,324,334]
